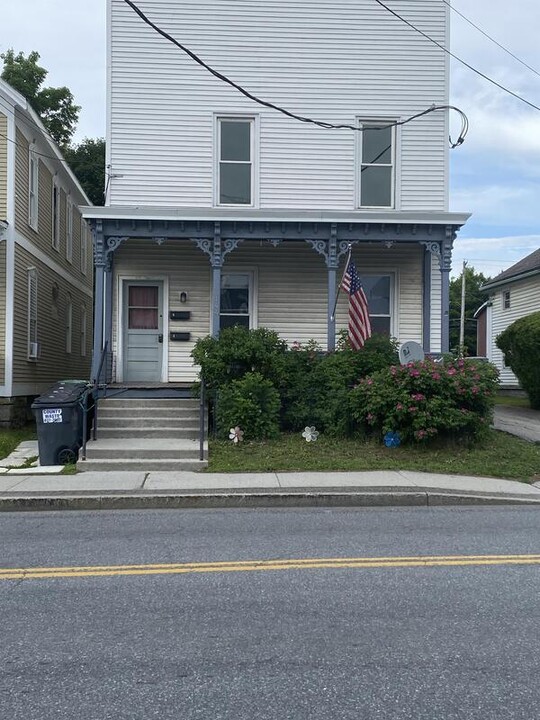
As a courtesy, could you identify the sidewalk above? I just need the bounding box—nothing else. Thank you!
[1,469,540,511]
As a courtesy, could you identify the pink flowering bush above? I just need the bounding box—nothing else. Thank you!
[350,358,499,444]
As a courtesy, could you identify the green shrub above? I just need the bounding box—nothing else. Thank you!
[350,358,499,444]
[216,372,281,440]
[281,335,400,435]
[496,311,540,409]
[192,326,288,390]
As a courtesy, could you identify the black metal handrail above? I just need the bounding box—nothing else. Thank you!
[199,379,206,462]
[81,341,109,461]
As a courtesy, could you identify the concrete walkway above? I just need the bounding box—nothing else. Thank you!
[493,405,540,443]
[1,469,540,511]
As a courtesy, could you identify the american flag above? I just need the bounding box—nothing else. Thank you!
[341,258,372,349]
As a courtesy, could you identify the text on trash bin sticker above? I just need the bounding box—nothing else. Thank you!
[42,408,63,423]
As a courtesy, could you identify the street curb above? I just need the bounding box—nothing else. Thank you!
[1,489,540,511]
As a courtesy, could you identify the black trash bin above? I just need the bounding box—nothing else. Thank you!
[32,381,91,466]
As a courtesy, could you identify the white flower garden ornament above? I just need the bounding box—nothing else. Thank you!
[229,426,244,444]
[302,426,319,442]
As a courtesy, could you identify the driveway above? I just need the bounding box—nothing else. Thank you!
[494,405,540,443]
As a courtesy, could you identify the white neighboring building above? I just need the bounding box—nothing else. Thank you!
[84,0,469,385]
[478,248,540,387]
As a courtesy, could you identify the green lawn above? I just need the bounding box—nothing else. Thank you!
[208,430,540,482]
[0,425,37,460]
[495,394,530,408]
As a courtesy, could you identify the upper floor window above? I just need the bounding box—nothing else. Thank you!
[217,118,255,206]
[52,178,60,251]
[503,290,511,310]
[358,122,395,208]
[80,217,88,275]
[66,195,73,263]
[28,146,39,230]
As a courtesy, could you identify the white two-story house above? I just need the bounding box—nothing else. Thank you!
[84,0,469,386]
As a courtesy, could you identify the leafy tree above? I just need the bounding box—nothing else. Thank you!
[1,49,80,147]
[449,266,490,355]
[497,312,540,409]
[64,138,106,206]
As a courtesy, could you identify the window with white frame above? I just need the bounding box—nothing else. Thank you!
[220,272,253,331]
[358,122,395,208]
[28,146,39,230]
[66,195,73,263]
[52,177,60,250]
[80,304,87,357]
[27,268,38,359]
[66,294,73,354]
[80,217,88,275]
[217,118,254,206]
[503,290,511,310]
[362,274,393,335]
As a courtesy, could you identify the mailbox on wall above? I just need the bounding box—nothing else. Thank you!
[170,310,191,321]
[170,332,191,342]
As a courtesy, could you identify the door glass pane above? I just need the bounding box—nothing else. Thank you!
[360,165,392,207]
[128,286,159,330]
[220,164,251,204]
[221,121,251,161]
[362,276,390,314]
[362,125,392,164]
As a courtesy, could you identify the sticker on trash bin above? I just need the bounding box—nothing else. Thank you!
[42,408,63,423]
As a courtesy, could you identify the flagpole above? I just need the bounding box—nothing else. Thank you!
[330,244,352,321]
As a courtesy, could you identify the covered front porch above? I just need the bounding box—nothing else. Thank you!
[83,208,468,384]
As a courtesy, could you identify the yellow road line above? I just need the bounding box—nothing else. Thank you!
[1,554,540,581]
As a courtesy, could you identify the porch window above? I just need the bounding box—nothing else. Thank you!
[220,273,251,331]
[217,118,254,205]
[28,146,39,230]
[358,122,395,208]
[128,286,159,330]
[362,274,392,335]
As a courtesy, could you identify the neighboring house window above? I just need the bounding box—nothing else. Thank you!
[362,274,393,335]
[220,272,253,331]
[358,121,395,208]
[66,294,73,354]
[80,304,87,357]
[27,268,38,359]
[52,178,60,250]
[217,117,254,205]
[28,146,39,230]
[66,195,73,263]
[503,290,511,310]
[80,217,88,275]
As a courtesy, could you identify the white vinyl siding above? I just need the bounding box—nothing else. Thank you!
[489,277,540,387]
[28,146,39,230]
[27,267,38,359]
[108,0,449,211]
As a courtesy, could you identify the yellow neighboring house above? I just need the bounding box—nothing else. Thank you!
[0,79,93,427]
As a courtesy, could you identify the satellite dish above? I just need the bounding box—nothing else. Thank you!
[399,341,425,365]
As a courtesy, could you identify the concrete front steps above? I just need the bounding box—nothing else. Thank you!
[78,398,207,472]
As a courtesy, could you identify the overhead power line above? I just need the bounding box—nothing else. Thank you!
[372,0,540,113]
[441,0,540,79]
[121,0,468,146]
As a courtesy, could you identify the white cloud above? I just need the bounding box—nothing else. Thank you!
[452,234,540,278]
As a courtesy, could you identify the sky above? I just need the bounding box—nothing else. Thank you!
[2,0,539,279]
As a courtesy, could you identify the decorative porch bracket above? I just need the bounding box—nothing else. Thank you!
[191,222,243,337]
[306,226,354,351]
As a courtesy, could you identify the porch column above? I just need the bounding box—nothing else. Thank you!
[90,221,105,380]
[422,246,432,353]
[104,254,114,381]
[327,224,339,351]
[441,229,455,353]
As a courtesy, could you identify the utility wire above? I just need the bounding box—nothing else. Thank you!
[441,0,540,79]
[121,0,468,146]
[372,0,540,112]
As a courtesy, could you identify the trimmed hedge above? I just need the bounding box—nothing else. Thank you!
[497,311,540,409]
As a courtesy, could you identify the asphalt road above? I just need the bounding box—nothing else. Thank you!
[1,507,540,720]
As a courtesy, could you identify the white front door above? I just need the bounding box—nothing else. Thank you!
[123,281,164,382]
